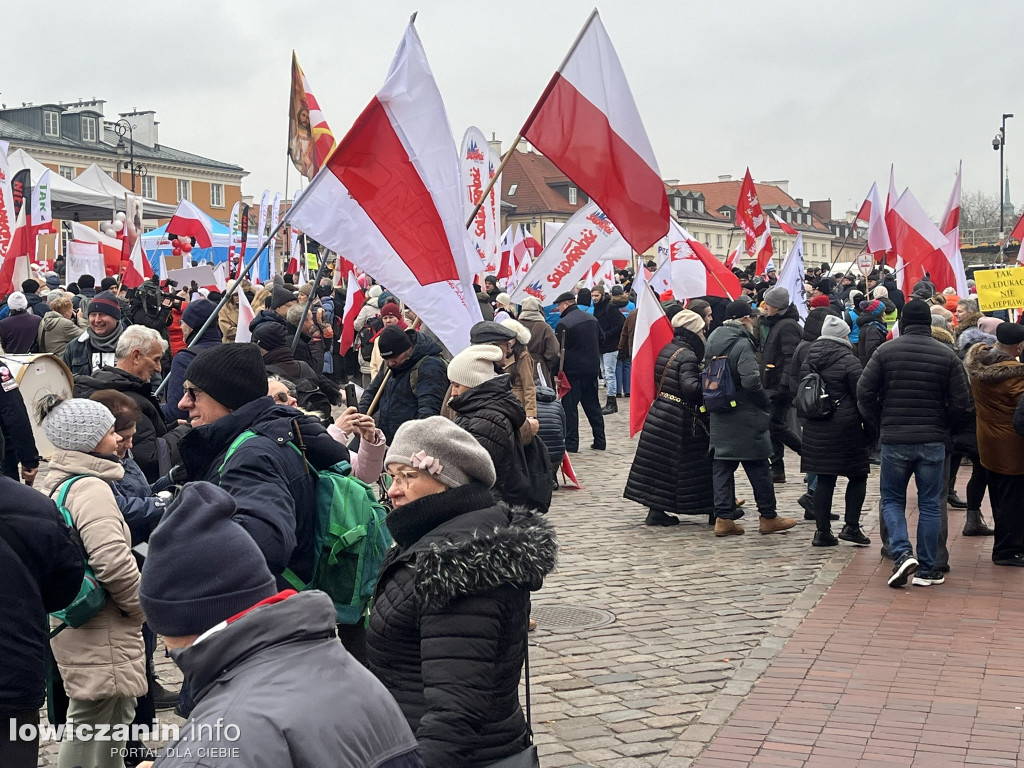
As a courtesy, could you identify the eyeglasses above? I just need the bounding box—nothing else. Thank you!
[183,386,203,403]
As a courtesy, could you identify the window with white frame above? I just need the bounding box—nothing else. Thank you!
[686,198,693,212]
[210,183,224,208]
[59,165,75,180]
[508,183,518,196]
[716,234,723,248]
[81,116,97,142]
[568,187,577,205]
[141,175,156,199]
[697,200,704,213]
[177,179,191,201]
[673,196,681,211]
[43,111,60,137]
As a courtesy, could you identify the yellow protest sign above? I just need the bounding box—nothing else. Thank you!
[305,252,319,270]
[974,267,1024,311]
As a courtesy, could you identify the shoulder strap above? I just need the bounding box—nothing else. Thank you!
[656,347,687,399]
[217,430,259,476]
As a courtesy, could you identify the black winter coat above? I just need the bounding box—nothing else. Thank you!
[857,325,973,446]
[799,338,869,477]
[556,304,604,378]
[161,323,222,422]
[789,307,836,385]
[624,327,713,515]
[593,296,625,354]
[0,381,40,471]
[448,375,530,507]
[0,476,83,709]
[535,385,566,465]
[74,366,170,482]
[366,484,556,768]
[179,397,349,586]
[360,332,449,443]
[761,303,803,398]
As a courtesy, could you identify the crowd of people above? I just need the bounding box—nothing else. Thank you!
[2,252,1023,767]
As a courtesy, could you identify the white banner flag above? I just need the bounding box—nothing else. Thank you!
[268,193,282,278]
[777,233,808,320]
[66,240,106,285]
[509,201,630,304]
[461,127,494,272]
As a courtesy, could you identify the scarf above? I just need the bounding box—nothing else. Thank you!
[518,308,546,323]
[87,323,124,353]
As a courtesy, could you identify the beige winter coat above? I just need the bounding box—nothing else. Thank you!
[41,450,147,701]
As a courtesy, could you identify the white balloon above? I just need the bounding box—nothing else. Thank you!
[113,220,124,232]
[114,212,127,222]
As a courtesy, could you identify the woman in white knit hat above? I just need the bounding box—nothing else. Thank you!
[36,395,146,768]
[366,416,556,767]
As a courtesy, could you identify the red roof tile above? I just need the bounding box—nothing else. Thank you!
[671,180,829,231]
[501,149,586,215]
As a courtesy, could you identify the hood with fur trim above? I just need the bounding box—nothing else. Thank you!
[965,343,1024,383]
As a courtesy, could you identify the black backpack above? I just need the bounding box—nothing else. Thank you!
[794,362,836,420]
[701,339,740,413]
[358,316,384,362]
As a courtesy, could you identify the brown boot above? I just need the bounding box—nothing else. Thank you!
[759,516,798,535]
[714,518,745,537]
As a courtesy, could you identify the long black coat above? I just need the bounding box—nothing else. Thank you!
[761,303,803,398]
[593,296,625,354]
[798,338,870,478]
[624,328,713,515]
[449,375,529,507]
[555,304,604,378]
[366,484,556,768]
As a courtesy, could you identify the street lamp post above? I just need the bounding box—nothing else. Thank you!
[113,118,148,193]
[994,113,1014,260]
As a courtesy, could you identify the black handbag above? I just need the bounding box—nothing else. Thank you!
[486,619,541,768]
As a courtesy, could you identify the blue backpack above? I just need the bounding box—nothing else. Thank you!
[701,340,741,413]
[220,431,392,625]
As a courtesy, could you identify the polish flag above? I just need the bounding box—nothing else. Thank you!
[560,453,582,489]
[1010,213,1024,265]
[499,225,527,281]
[521,10,669,254]
[121,237,147,289]
[509,249,533,294]
[668,221,741,300]
[0,205,31,295]
[629,281,674,436]
[755,224,775,277]
[167,199,214,249]
[724,242,740,270]
[859,181,891,258]
[771,212,798,236]
[887,189,949,288]
[286,22,482,354]
[632,263,652,298]
[648,258,672,297]
[71,222,122,276]
[234,289,256,344]
[338,269,365,355]
[933,163,969,296]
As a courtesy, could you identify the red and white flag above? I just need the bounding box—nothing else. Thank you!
[167,199,214,249]
[628,282,674,436]
[121,238,147,289]
[286,22,482,354]
[667,221,741,300]
[521,10,669,253]
[724,242,740,270]
[756,225,775,276]
[858,181,891,258]
[339,269,365,355]
[933,163,969,296]
[888,188,949,290]
[71,221,122,276]
[0,142,16,265]
[234,289,256,344]
[1010,213,1024,265]
[508,201,630,304]
[648,258,672,297]
[736,168,769,263]
[0,204,31,295]
[771,211,798,236]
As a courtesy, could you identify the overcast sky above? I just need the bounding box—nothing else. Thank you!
[8,1,1024,225]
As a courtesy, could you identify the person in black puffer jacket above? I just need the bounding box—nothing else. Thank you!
[592,285,626,413]
[535,384,566,468]
[624,310,713,526]
[760,287,803,481]
[854,299,888,366]
[446,345,531,507]
[367,417,556,768]
[799,316,871,548]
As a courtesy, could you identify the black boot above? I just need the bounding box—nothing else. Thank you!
[962,509,995,536]
[601,395,618,415]
[646,509,679,527]
[813,529,838,547]
[148,653,180,711]
[947,491,968,509]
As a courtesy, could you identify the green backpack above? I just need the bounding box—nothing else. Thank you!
[220,430,393,625]
[49,476,109,636]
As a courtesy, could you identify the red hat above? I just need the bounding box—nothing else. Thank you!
[379,302,402,320]
[809,295,831,309]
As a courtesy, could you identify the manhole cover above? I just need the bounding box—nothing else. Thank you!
[532,604,615,633]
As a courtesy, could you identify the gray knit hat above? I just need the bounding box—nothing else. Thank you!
[820,314,851,340]
[43,398,116,452]
[385,416,496,488]
[448,344,504,389]
[763,286,790,309]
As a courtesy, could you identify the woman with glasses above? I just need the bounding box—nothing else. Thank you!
[366,416,555,768]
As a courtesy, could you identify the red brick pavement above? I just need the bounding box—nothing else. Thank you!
[692,501,1024,768]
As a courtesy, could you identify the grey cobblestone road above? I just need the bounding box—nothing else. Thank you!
[37,405,879,767]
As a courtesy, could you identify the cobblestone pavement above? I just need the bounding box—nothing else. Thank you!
[38,405,880,766]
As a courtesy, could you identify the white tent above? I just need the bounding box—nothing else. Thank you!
[6,148,114,220]
[74,164,177,219]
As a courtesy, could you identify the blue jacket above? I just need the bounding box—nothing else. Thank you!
[161,323,223,422]
[111,453,165,544]
[178,398,349,586]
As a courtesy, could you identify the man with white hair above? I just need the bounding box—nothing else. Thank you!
[73,325,174,481]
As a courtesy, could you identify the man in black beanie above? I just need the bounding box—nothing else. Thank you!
[61,289,126,375]
[140,482,422,768]
[858,299,973,588]
[174,343,348,593]
[359,325,448,442]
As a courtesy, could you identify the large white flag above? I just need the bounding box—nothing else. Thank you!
[777,233,808,320]
[509,201,631,304]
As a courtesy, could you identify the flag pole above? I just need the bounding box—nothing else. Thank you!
[465,134,523,228]
[153,215,290,398]
[366,368,392,416]
[290,249,334,353]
